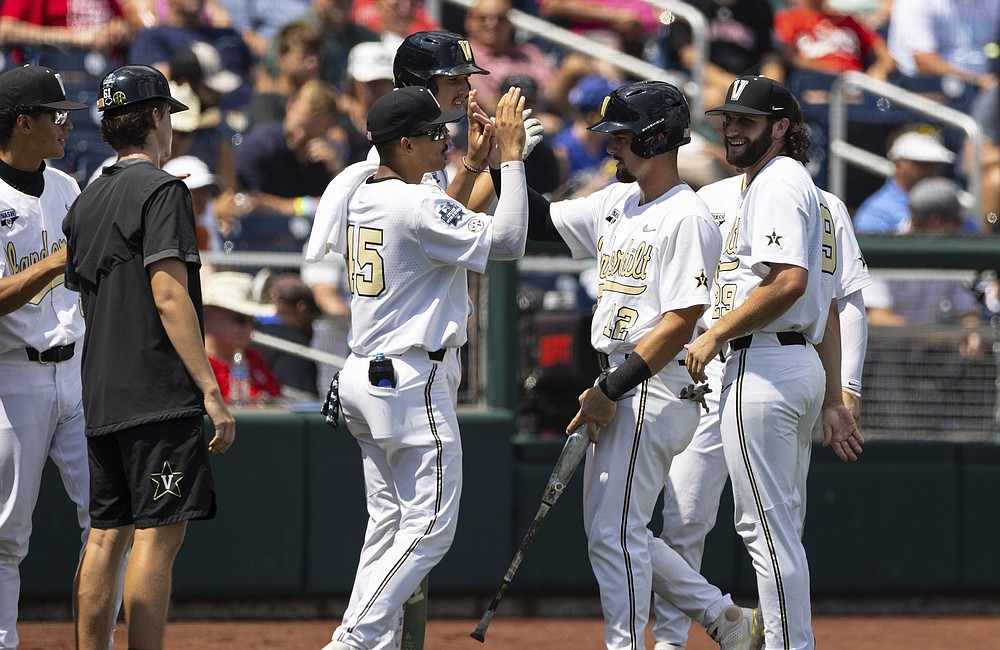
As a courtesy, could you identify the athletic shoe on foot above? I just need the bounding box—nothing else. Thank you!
[707,605,755,650]
[750,607,765,650]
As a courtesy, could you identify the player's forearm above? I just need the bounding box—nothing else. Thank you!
[445,165,480,209]
[488,161,528,261]
[0,247,67,316]
[815,299,844,405]
[149,261,224,400]
[838,290,867,396]
[709,264,807,344]
[632,305,704,374]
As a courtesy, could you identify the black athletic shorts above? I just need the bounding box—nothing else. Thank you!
[88,415,217,529]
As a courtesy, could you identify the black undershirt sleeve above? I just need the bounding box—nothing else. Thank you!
[490,165,563,242]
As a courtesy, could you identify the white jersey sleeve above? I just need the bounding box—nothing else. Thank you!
[548,188,607,260]
[822,190,872,298]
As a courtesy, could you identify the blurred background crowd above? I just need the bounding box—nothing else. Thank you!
[3,0,998,440]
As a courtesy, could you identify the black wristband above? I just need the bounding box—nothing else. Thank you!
[597,352,653,401]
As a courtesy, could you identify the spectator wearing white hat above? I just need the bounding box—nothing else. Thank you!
[162,155,225,252]
[853,129,958,233]
[202,272,282,405]
[341,40,396,162]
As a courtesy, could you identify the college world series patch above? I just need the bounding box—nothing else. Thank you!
[437,201,465,227]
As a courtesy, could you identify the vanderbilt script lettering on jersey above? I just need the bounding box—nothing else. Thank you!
[5,231,66,304]
[596,236,651,298]
[597,236,653,341]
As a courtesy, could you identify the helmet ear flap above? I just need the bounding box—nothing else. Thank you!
[630,132,669,159]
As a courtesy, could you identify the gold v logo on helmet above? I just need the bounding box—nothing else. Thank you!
[458,40,473,62]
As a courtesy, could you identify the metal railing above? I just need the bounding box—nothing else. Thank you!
[436,0,708,119]
[828,70,983,217]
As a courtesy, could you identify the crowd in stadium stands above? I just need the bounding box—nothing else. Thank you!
[0,0,997,405]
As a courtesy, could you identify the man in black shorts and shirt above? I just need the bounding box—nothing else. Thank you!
[62,64,235,650]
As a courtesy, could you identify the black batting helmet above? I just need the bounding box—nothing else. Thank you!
[588,81,691,158]
[393,31,489,94]
[98,65,188,113]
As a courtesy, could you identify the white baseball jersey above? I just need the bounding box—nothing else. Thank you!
[697,176,871,311]
[652,175,872,646]
[343,177,494,356]
[550,181,732,650]
[551,182,722,360]
[0,167,83,352]
[711,156,835,343]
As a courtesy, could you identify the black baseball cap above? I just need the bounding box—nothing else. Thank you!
[705,75,795,117]
[0,65,88,111]
[366,86,465,144]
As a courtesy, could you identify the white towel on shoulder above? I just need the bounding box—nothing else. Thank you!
[305,161,377,262]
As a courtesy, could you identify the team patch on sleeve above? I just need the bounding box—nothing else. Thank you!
[0,209,18,229]
[436,201,466,227]
[466,218,485,233]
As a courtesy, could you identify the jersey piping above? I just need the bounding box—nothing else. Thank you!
[733,349,789,648]
[348,362,445,631]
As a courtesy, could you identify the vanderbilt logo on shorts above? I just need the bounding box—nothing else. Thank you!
[150,461,184,500]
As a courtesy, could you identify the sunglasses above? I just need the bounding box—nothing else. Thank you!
[52,110,69,126]
[409,124,449,141]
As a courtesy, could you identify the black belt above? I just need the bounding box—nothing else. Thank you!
[598,351,684,370]
[428,348,446,361]
[26,342,76,363]
[730,331,806,351]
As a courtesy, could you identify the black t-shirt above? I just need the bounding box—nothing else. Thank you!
[668,0,777,76]
[63,159,205,436]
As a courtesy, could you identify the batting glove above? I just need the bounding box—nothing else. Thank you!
[522,108,544,160]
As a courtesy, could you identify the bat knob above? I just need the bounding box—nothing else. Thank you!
[470,631,486,643]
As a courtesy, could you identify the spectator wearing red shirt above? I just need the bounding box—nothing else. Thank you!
[202,272,282,404]
[351,0,439,50]
[0,0,132,59]
[775,0,895,80]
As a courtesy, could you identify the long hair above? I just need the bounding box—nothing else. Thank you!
[780,96,810,164]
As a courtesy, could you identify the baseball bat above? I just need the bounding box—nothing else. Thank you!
[400,575,429,650]
[470,423,591,643]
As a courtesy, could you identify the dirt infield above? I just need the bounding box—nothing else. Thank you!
[17,615,1000,649]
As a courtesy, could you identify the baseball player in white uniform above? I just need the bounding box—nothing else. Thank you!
[685,76,863,650]
[651,178,871,650]
[318,86,528,650]
[0,65,90,649]
[502,81,756,650]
